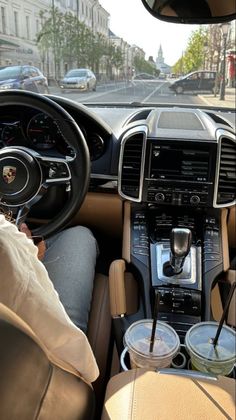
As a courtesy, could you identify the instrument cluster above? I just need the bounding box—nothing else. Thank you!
[0,110,105,160]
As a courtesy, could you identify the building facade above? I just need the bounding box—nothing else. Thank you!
[0,0,109,77]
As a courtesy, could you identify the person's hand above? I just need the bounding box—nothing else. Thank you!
[20,223,46,260]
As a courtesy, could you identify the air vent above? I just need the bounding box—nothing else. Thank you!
[119,130,146,201]
[217,137,236,205]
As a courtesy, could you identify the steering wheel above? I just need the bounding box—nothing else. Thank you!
[0,90,90,238]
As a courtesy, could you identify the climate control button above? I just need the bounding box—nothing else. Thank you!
[155,192,165,202]
[190,195,200,205]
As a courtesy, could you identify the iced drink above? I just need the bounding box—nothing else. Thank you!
[124,319,180,370]
[185,322,236,376]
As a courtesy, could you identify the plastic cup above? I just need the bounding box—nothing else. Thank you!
[185,322,236,376]
[123,319,180,370]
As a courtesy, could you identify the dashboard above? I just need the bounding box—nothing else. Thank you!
[0,95,235,211]
[0,105,107,161]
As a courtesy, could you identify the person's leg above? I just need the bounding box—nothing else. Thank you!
[42,226,99,333]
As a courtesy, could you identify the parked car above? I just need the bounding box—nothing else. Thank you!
[169,70,217,94]
[132,73,157,80]
[60,68,97,92]
[0,65,49,93]
[158,72,167,79]
[169,70,216,94]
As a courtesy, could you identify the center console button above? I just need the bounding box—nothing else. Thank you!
[190,195,200,205]
[155,192,165,202]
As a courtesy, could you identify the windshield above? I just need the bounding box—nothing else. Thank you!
[0,1,235,108]
[0,66,22,80]
[65,70,87,78]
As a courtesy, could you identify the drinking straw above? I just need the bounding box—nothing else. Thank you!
[149,291,160,353]
[212,281,236,347]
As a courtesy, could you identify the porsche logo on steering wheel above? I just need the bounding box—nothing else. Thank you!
[2,166,16,184]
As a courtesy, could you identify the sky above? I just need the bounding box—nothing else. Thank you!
[99,0,200,66]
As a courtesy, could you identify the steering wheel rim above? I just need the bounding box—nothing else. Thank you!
[0,90,90,238]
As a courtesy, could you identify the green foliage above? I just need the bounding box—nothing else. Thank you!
[173,28,208,75]
[133,56,156,75]
[37,7,124,78]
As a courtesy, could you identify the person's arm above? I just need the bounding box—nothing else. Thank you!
[20,223,46,260]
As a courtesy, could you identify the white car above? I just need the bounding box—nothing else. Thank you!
[60,68,96,92]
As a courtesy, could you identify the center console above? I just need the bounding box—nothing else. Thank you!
[117,109,235,356]
[131,206,223,343]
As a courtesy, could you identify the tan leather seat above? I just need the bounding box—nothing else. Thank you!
[102,369,236,420]
[0,273,111,420]
[0,304,95,420]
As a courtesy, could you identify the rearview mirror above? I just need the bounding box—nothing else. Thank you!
[141,0,236,24]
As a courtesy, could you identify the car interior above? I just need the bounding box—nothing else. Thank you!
[0,1,235,419]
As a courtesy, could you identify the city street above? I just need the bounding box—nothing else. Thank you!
[48,80,205,106]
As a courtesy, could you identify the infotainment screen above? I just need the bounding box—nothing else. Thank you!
[150,143,210,182]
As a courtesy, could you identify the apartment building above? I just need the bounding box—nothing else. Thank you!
[0,0,109,75]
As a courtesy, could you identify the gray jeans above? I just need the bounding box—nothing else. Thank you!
[42,226,98,333]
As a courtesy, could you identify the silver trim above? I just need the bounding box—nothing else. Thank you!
[90,173,118,180]
[156,243,197,285]
[118,125,148,202]
[158,369,217,381]
[213,129,236,208]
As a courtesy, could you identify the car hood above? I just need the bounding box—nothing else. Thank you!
[63,77,86,82]
[0,78,18,85]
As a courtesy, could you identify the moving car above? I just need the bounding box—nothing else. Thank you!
[169,70,217,94]
[0,65,49,94]
[133,73,157,80]
[60,68,97,92]
[0,0,235,419]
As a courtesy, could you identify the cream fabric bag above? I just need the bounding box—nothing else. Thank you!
[0,215,99,383]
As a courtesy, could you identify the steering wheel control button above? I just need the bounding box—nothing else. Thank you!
[41,160,70,182]
[0,147,42,205]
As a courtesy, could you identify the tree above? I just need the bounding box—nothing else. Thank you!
[133,56,156,75]
[173,27,208,75]
[37,7,124,79]
[183,27,208,73]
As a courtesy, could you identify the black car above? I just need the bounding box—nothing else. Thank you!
[0,65,49,93]
[169,70,217,94]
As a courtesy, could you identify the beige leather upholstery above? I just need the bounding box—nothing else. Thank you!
[221,208,230,272]
[74,192,123,238]
[102,369,236,420]
[87,273,111,409]
[228,205,236,249]
[122,201,131,263]
[225,270,236,327]
[0,305,94,420]
[109,260,127,316]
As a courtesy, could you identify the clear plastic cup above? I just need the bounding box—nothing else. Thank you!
[185,322,236,376]
[123,319,180,370]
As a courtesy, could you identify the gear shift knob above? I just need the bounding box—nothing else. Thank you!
[170,228,192,274]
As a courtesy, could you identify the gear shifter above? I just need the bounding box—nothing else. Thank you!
[169,228,192,274]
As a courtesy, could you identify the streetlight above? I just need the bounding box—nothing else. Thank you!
[219,22,230,101]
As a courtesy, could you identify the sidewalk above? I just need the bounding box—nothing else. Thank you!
[198,87,235,108]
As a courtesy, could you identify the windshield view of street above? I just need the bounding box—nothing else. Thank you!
[48,78,209,105]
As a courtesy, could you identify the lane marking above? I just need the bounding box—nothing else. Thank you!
[69,84,127,102]
[142,81,167,103]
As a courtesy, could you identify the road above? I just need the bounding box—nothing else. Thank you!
[49,80,205,106]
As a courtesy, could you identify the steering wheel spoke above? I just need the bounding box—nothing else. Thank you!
[36,155,72,187]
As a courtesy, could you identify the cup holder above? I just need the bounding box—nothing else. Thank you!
[120,345,236,378]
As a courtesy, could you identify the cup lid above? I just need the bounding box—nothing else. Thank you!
[185,322,236,362]
[124,319,180,359]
